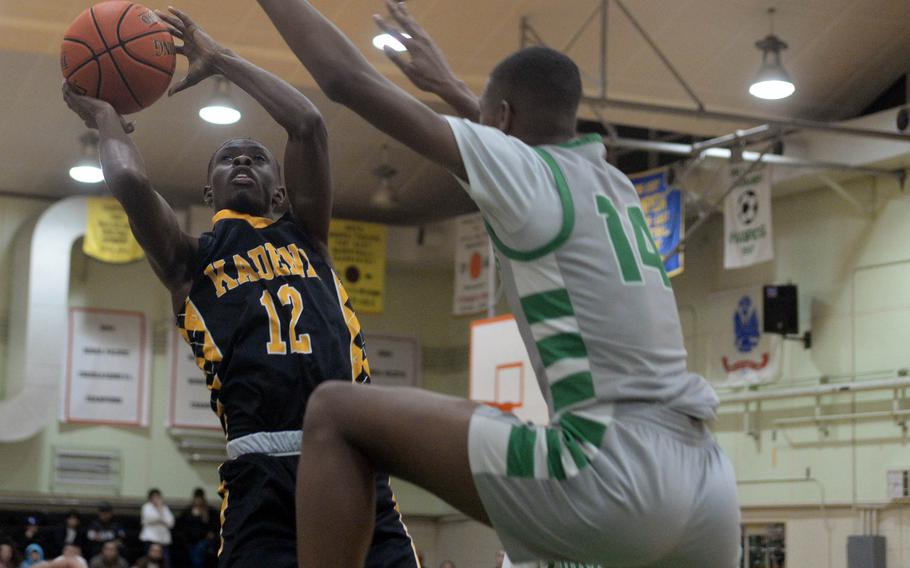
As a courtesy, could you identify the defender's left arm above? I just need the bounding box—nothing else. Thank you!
[159,8,333,252]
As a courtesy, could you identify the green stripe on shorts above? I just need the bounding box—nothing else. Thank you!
[520,289,574,324]
[561,413,608,448]
[537,333,588,367]
[545,428,567,480]
[551,372,596,411]
[506,425,537,478]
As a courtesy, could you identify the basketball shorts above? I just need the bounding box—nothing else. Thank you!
[217,453,419,568]
[468,403,740,568]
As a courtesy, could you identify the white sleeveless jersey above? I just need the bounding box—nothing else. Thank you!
[446,118,718,422]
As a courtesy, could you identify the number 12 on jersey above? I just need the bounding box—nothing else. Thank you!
[259,284,313,355]
[596,195,670,288]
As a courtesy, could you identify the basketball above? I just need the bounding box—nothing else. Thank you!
[61,1,176,115]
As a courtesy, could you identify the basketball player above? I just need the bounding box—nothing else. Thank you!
[254,1,741,566]
[62,7,418,568]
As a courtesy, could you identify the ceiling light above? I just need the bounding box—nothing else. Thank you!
[372,33,411,53]
[749,8,795,100]
[200,76,241,125]
[69,131,104,184]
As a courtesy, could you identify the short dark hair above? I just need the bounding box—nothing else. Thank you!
[147,488,161,500]
[193,488,205,499]
[98,502,112,513]
[488,46,582,120]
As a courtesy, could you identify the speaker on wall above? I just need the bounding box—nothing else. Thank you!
[763,284,798,335]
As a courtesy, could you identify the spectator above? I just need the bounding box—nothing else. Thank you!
[495,549,505,568]
[131,543,167,568]
[52,513,87,559]
[19,543,43,568]
[85,505,124,560]
[88,542,126,568]
[0,541,20,568]
[175,489,216,568]
[52,544,87,568]
[139,490,173,562]
[439,562,455,568]
[15,517,44,555]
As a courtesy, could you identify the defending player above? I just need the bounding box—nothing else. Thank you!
[254,1,741,566]
[62,8,418,568]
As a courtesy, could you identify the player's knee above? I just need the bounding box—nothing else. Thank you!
[303,381,352,432]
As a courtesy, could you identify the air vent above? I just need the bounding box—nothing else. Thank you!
[53,448,121,489]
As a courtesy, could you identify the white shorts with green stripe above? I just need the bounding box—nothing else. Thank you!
[468,403,740,568]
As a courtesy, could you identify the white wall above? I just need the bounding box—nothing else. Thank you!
[673,171,910,566]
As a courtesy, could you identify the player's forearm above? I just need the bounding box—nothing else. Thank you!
[95,107,151,196]
[435,79,481,121]
[212,49,324,137]
[256,0,381,105]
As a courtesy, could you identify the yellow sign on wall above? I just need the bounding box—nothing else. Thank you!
[328,219,387,313]
[83,197,145,264]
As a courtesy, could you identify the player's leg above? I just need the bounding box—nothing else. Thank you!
[219,454,298,568]
[296,382,487,567]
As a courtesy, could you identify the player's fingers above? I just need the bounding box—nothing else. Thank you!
[373,15,411,49]
[155,10,184,32]
[159,21,184,39]
[168,6,196,29]
[168,78,190,97]
[383,46,413,74]
[386,0,420,37]
[174,44,185,55]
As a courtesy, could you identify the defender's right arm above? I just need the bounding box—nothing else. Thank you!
[63,84,197,307]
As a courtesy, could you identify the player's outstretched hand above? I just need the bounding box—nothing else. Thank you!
[156,6,228,97]
[373,0,459,94]
[62,82,134,133]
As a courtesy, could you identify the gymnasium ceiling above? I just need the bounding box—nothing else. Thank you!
[1,0,910,223]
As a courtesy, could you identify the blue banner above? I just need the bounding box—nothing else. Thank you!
[630,169,684,277]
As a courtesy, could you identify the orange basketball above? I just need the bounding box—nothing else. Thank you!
[61,1,176,115]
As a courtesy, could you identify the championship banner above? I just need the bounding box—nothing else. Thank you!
[328,219,387,313]
[724,165,773,269]
[453,213,492,315]
[630,169,684,277]
[62,308,150,426]
[169,330,221,430]
[367,335,421,388]
[83,197,145,263]
[704,286,782,385]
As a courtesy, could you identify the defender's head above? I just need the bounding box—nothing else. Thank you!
[205,138,285,216]
[480,47,582,142]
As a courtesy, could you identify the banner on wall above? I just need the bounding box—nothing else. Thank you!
[62,308,150,426]
[724,165,774,269]
[83,197,145,263]
[329,220,386,313]
[630,169,684,277]
[453,213,492,315]
[704,286,782,385]
[367,335,421,388]
[169,330,221,430]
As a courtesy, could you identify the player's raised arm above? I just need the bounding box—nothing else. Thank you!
[62,84,196,306]
[158,8,334,252]
[256,0,467,180]
[374,0,480,122]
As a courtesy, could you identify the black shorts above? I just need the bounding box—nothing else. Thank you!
[217,453,419,568]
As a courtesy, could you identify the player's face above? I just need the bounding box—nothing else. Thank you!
[207,141,282,216]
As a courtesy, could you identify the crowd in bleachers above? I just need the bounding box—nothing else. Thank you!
[0,489,218,568]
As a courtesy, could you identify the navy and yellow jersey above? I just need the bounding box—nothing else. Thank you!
[176,209,370,440]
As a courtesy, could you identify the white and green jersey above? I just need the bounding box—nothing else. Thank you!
[446,117,718,424]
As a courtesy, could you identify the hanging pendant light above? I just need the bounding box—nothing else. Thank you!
[749,8,795,100]
[69,131,104,184]
[199,75,242,125]
[371,144,399,209]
